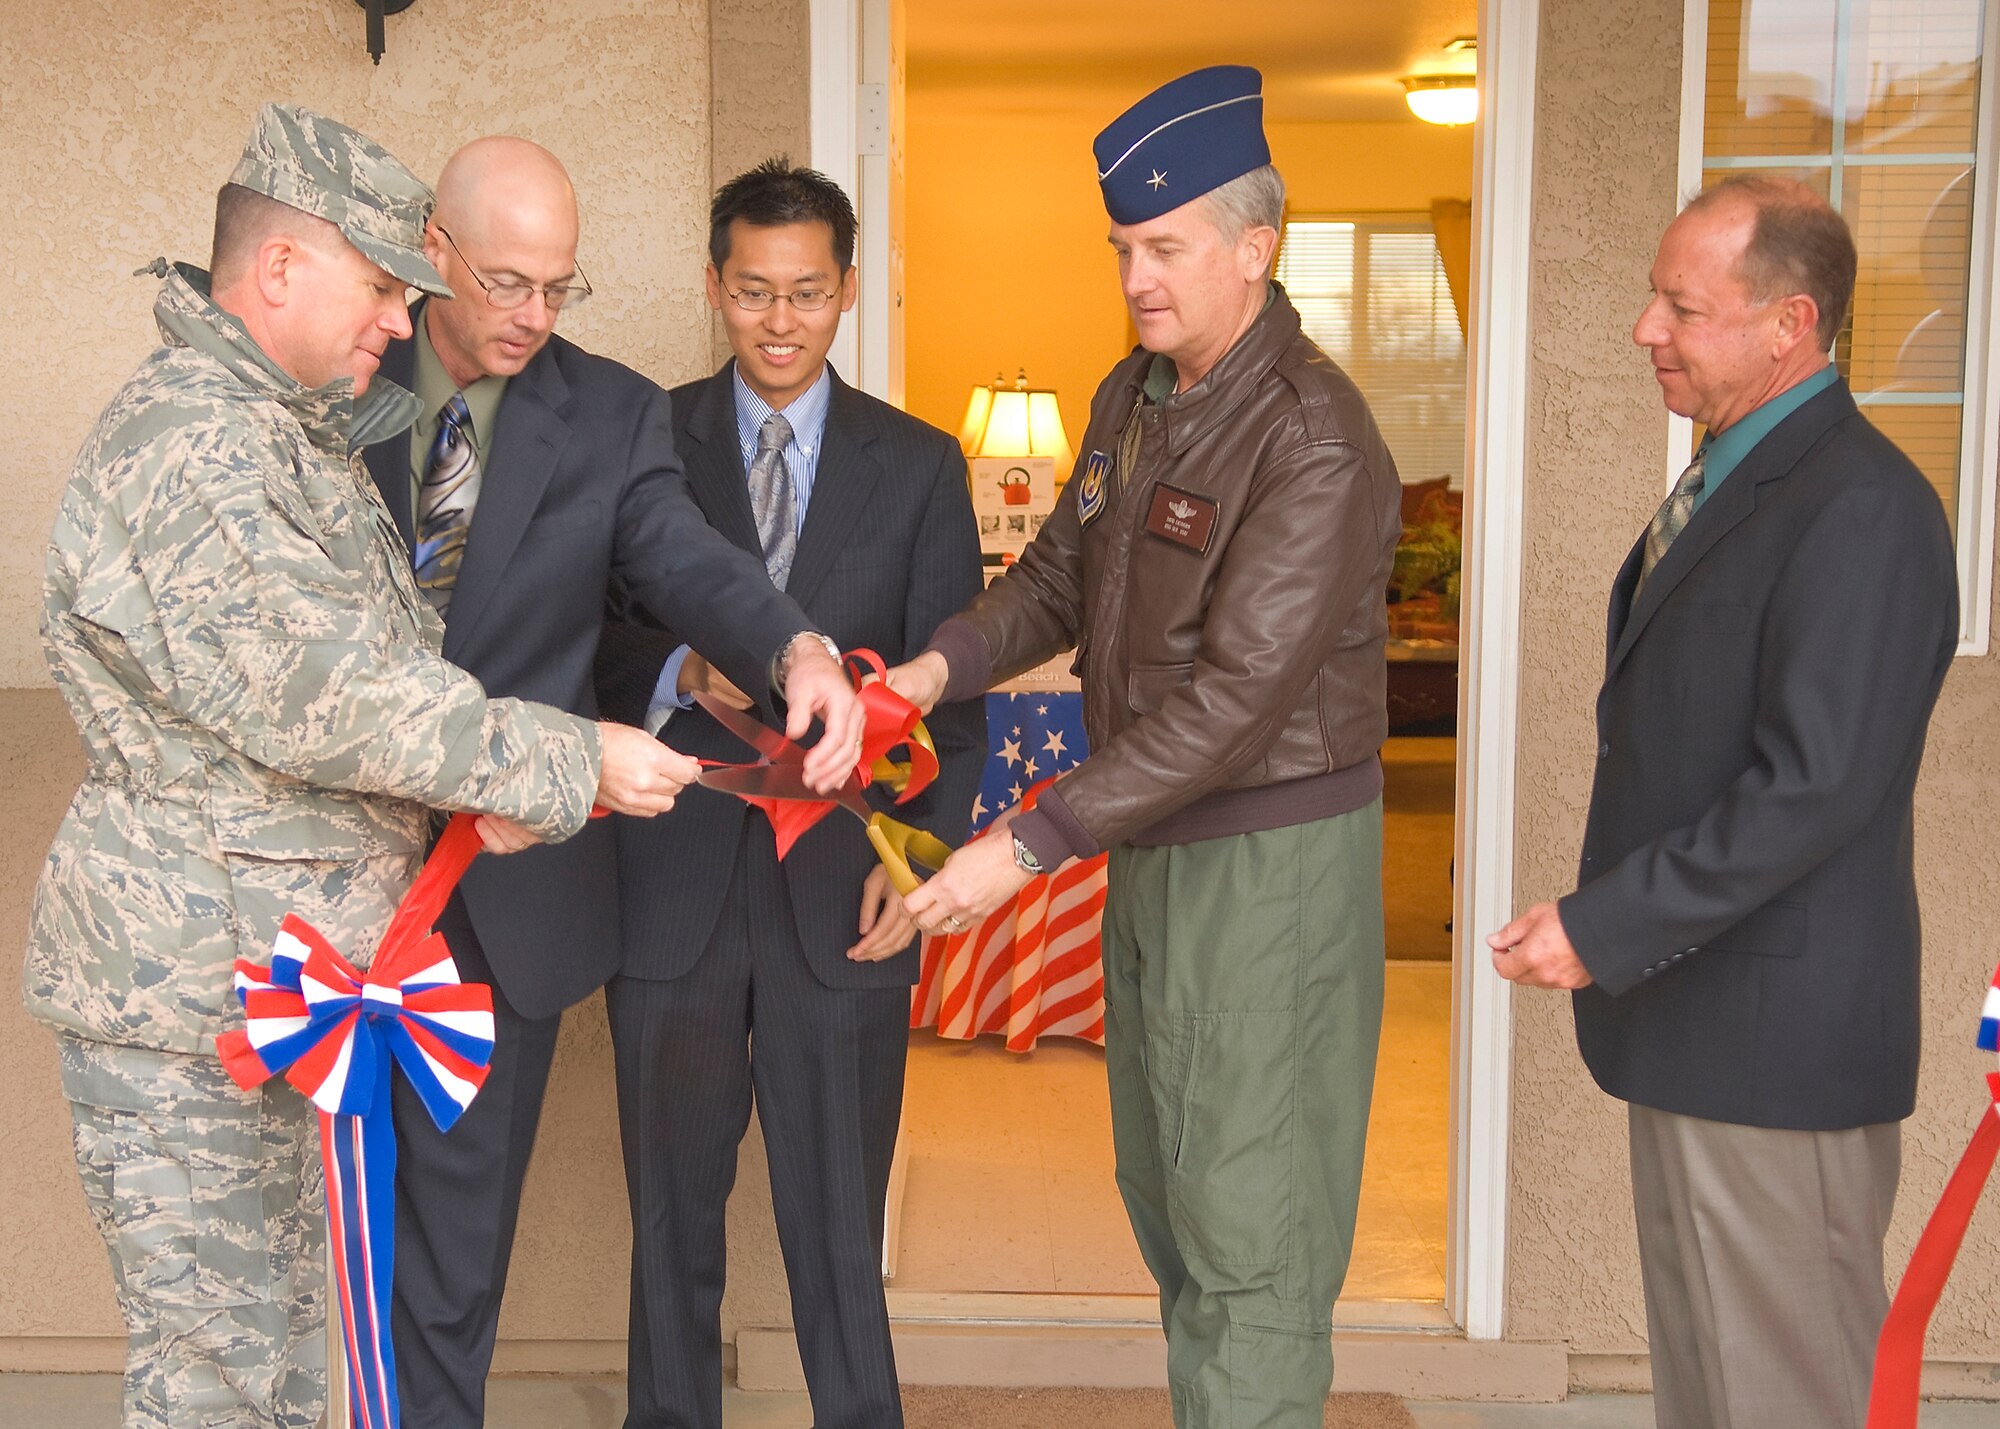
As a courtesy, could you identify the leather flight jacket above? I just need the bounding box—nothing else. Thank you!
[931,283,1404,861]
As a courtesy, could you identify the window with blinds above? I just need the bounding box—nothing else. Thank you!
[1275,217,1467,487]
[1699,0,1985,539]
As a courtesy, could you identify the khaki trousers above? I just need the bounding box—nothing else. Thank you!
[1629,1103,1900,1429]
[1101,804,1385,1429]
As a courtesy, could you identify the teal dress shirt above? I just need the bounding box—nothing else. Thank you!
[1692,363,1841,511]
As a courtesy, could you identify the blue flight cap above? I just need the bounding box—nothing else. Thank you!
[1093,65,1271,225]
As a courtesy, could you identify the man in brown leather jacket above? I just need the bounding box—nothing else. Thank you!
[887,65,1403,1429]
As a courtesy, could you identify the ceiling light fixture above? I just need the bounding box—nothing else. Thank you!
[1405,36,1478,126]
[1404,75,1479,126]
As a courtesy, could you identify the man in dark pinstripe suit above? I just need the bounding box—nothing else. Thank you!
[593,159,985,1429]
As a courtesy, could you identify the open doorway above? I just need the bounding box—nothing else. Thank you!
[871,2,1480,1320]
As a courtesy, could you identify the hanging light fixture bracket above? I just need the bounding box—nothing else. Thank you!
[355,0,417,65]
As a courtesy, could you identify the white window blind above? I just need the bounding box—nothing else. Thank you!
[1275,217,1468,487]
[1696,0,1997,647]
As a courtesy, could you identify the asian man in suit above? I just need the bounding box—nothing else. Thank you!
[1488,176,1959,1429]
[593,158,984,1429]
[359,137,867,1429]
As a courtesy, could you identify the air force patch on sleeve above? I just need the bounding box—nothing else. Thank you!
[1078,450,1111,526]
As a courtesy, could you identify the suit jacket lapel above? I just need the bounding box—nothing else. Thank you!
[682,365,762,553]
[441,344,571,660]
[1610,379,1856,677]
[786,372,882,606]
[363,327,420,544]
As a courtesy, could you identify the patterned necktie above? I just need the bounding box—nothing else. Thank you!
[415,393,482,617]
[748,411,797,591]
[1635,449,1708,597]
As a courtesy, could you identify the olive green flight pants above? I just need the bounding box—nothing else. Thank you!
[1101,803,1385,1429]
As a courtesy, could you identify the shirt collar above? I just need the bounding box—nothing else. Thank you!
[733,362,832,458]
[413,307,509,456]
[1698,362,1841,488]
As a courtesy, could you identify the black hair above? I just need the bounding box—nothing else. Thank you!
[708,157,857,272]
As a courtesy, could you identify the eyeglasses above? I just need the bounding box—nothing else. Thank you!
[724,286,834,313]
[436,226,593,311]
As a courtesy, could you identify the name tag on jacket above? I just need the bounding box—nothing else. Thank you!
[1145,483,1218,553]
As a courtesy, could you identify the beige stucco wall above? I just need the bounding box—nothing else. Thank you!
[0,0,814,1370]
[708,0,813,371]
[1508,0,2000,1372]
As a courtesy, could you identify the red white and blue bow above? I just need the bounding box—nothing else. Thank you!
[216,813,493,1429]
[1867,956,2000,1428]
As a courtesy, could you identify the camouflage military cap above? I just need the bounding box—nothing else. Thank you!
[229,102,452,298]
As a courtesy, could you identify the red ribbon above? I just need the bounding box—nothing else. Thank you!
[717,647,937,858]
[1866,957,2000,1428]
[215,813,493,1429]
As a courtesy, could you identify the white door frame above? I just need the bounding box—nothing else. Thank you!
[1449,0,1539,1342]
[808,0,1542,1344]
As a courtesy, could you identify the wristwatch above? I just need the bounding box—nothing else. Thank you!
[1011,833,1045,877]
[773,631,841,688]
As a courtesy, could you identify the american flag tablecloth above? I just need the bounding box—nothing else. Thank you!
[910,692,1108,1052]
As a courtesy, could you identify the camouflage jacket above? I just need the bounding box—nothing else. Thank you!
[24,263,601,1056]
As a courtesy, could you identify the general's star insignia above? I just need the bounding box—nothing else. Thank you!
[1148,170,1168,190]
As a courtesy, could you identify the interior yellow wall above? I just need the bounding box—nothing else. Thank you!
[904,95,1474,470]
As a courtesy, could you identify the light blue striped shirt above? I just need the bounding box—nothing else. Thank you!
[646,364,834,724]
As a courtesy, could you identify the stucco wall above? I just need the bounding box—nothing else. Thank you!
[709,0,813,372]
[1508,0,2000,1370]
[0,0,733,1366]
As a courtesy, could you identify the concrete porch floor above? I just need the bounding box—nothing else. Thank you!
[4,1376,1997,1427]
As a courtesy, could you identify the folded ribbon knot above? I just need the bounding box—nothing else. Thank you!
[216,813,493,1429]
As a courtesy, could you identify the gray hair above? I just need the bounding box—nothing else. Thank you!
[1201,164,1286,244]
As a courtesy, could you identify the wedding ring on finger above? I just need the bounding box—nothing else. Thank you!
[941,915,968,934]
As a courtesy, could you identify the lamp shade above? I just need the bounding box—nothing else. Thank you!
[956,383,995,455]
[961,374,1073,477]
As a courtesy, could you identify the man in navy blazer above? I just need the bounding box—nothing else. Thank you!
[360,137,865,1429]
[1489,177,1957,1428]
[593,159,983,1429]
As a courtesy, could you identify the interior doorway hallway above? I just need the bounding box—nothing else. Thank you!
[890,736,1457,1306]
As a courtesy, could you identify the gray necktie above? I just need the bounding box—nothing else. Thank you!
[1636,449,1707,597]
[749,411,797,590]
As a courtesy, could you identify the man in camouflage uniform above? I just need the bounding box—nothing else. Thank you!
[22,104,701,1429]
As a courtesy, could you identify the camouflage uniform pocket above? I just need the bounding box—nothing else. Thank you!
[214,845,411,975]
[110,1110,275,1309]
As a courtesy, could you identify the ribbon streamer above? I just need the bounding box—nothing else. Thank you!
[1866,957,2000,1429]
[216,813,494,1429]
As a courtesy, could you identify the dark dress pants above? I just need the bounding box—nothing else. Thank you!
[607,824,909,1429]
[390,894,564,1429]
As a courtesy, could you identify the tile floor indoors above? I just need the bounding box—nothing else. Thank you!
[893,962,1453,1303]
[891,733,1457,1304]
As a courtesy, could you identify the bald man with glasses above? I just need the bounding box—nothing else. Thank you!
[358,135,864,1429]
